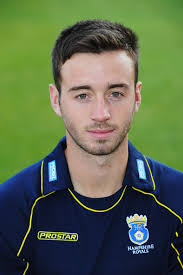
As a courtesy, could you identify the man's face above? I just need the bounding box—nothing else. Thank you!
[50,50,141,156]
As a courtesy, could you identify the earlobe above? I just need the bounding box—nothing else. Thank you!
[49,84,62,117]
[135,81,142,113]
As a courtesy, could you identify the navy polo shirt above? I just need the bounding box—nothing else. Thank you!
[0,137,183,274]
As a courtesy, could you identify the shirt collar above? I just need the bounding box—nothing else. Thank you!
[42,137,155,195]
[42,137,72,195]
[124,142,155,192]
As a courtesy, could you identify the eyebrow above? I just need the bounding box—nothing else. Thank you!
[108,83,128,89]
[67,83,128,92]
[68,85,91,92]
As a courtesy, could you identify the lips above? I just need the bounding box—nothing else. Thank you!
[87,129,114,138]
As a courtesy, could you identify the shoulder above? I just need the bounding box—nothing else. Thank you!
[0,161,43,253]
[0,160,42,205]
[146,156,183,217]
[145,156,183,190]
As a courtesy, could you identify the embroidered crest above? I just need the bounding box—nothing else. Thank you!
[126,214,149,245]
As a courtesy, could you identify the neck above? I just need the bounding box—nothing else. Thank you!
[65,135,129,198]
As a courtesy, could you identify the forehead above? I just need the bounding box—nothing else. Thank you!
[60,50,135,86]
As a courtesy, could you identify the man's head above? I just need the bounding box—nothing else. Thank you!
[50,20,141,156]
[51,19,139,94]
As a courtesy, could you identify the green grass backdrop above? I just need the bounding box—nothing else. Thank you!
[1,0,183,182]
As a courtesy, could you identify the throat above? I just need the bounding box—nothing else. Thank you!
[65,137,128,198]
[72,174,123,198]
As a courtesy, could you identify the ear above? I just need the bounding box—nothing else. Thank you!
[49,84,62,117]
[134,81,142,113]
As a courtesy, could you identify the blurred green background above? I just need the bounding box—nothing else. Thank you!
[1,0,183,182]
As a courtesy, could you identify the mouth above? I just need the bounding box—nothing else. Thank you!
[87,129,114,139]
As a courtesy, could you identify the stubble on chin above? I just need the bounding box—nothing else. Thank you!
[61,102,135,156]
[65,119,132,156]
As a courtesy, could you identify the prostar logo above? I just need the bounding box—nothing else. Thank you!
[37,231,78,241]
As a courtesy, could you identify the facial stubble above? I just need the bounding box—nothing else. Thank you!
[60,103,135,156]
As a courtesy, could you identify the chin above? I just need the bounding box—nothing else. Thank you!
[83,142,123,156]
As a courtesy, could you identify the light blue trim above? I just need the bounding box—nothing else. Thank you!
[136,159,146,180]
[48,160,57,182]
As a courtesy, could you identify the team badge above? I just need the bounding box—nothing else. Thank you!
[126,214,149,245]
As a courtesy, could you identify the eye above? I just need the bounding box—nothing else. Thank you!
[111,91,123,98]
[76,93,88,100]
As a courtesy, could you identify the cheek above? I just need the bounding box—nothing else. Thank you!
[60,103,83,125]
[61,99,90,117]
[113,100,135,116]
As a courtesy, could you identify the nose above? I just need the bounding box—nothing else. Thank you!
[90,99,111,122]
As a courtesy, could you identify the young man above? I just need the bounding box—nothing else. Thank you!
[0,19,183,274]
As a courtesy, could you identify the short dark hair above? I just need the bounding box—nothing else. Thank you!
[51,19,139,93]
